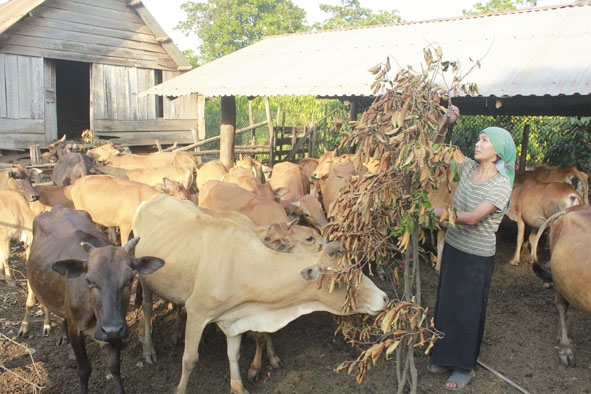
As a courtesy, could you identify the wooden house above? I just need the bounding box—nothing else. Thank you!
[0,0,204,150]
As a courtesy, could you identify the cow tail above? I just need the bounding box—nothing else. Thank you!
[530,209,567,264]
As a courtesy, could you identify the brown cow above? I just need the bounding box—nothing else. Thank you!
[225,166,280,200]
[319,158,356,217]
[505,177,583,265]
[0,164,41,202]
[531,165,589,204]
[86,141,196,172]
[70,174,191,246]
[268,161,328,231]
[131,194,388,394]
[45,135,101,186]
[0,191,35,284]
[196,160,228,191]
[236,155,266,183]
[531,204,591,366]
[199,180,290,226]
[30,184,74,214]
[21,205,164,394]
[124,166,195,191]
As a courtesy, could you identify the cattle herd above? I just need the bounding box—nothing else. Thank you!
[0,136,590,394]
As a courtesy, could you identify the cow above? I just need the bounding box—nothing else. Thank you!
[0,191,35,284]
[531,165,589,204]
[86,141,196,173]
[70,174,191,246]
[225,166,279,200]
[124,166,195,191]
[20,205,164,394]
[44,136,101,186]
[131,194,389,394]
[298,157,319,194]
[29,184,74,215]
[505,177,583,265]
[0,164,41,202]
[236,155,266,183]
[199,180,290,226]
[530,204,591,367]
[318,158,356,217]
[143,198,324,380]
[196,160,228,191]
[268,161,328,231]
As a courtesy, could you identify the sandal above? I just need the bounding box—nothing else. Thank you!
[444,369,475,391]
[427,363,450,374]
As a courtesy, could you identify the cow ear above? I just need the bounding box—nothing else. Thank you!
[52,259,87,278]
[273,187,290,199]
[133,256,165,275]
[324,241,342,257]
[162,177,173,189]
[287,218,299,228]
[300,265,321,282]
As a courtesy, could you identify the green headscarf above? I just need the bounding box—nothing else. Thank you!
[482,127,516,186]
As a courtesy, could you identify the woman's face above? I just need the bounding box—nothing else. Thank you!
[474,133,498,163]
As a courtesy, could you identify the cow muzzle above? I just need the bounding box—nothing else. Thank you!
[95,323,129,342]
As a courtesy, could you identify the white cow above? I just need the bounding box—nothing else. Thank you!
[131,194,388,394]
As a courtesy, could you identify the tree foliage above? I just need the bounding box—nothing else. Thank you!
[318,46,479,392]
[176,0,307,62]
[462,0,538,15]
[313,0,401,29]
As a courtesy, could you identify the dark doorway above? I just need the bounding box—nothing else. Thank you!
[55,60,90,141]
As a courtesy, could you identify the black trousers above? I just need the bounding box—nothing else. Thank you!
[429,242,495,370]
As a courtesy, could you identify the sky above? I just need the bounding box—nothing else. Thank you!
[141,0,575,53]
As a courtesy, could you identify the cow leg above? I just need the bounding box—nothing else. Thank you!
[140,279,158,364]
[175,311,208,394]
[69,330,92,394]
[510,218,526,265]
[556,292,575,367]
[106,342,125,394]
[0,240,15,285]
[248,332,265,382]
[172,304,184,345]
[18,280,37,337]
[265,333,281,369]
[227,333,248,394]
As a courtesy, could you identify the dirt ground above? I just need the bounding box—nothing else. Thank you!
[2,219,591,394]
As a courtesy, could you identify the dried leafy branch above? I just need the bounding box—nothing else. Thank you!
[320,44,480,393]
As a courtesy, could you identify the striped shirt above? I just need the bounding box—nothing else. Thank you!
[445,158,512,257]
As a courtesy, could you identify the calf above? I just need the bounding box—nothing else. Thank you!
[268,161,328,231]
[21,206,164,394]
[0,191,35,284]
[131,194,388,394]
[531,204,591,366]
[0,164,40,202]
[505,177,582,265]
[195,160,227,191]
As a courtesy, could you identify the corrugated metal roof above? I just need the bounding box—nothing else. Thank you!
[141,2,591,99]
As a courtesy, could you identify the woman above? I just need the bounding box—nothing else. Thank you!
[428,106,516,391]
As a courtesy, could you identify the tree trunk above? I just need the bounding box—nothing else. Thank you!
[220,96,236,168]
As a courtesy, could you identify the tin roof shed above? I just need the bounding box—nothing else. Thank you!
[141,2,591,117]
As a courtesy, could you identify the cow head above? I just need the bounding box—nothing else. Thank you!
[86,141,120,163]
[51,236,165,342]
[5,165,40,202]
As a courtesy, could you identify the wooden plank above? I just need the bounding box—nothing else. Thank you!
[17,55,32,118]
[0,132,46,150]
[116,65,131,120]
[4,54,19,118]
[0,54,7,118]
[50,0,138,23]
[0,118,45,134]
[128,67,139,120]
[31,56,44,119]
[0,44,178,70]
[93,131,196,146]
[94,119,198,132]
[104,65,118,120]
[92,64,106,119]
[44,59,57,142]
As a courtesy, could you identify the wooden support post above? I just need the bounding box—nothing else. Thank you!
[29,145,41,165]
[519,124,530,172]
[265,96,275,167]
[220,96,237,169]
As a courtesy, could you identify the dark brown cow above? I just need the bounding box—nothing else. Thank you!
[531,204,591,366]
[21,206,164,394]
[0,164,40,201]
[45,135,101,186]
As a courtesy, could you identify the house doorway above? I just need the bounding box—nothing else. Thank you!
[55,59,90,141]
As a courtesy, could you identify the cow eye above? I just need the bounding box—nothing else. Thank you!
[306,236,315,243]
[264,237,271,242]
[86,277,96,289]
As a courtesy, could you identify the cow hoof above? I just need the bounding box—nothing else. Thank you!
[269,355,281,370]
[57,335,69,346]
[17,324,28,338]
[559,345,576,367]
[247,368,260,383]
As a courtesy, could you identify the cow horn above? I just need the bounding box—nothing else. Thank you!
[59,134,66,142]
[80,242,96,253]
[289,200,301,207]
[124,236,141,253]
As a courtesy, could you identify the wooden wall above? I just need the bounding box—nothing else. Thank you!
[0,0,182,71]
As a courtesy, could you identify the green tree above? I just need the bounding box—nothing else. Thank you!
[462,0,537,15]
[176,0,307,62]
[313,0,401,29]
